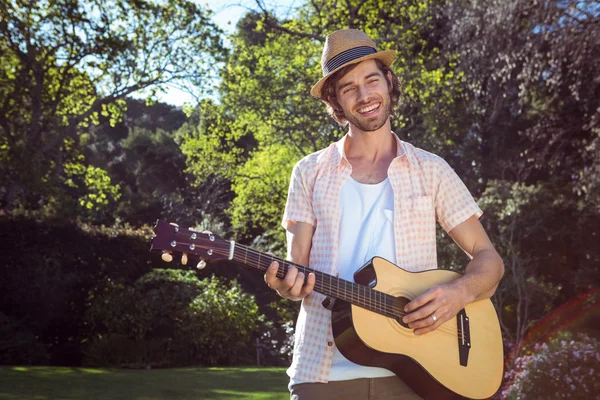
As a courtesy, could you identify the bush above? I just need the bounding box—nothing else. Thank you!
[0,313,48,365]
[502,332,600,399]
[256,299,298,366]
[0,216,153,365]
[177,275,260,366]
[0,216,291,367]
[86,269,204,343]
[85,271,260,367]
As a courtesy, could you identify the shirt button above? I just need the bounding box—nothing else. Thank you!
[327,341,333,347]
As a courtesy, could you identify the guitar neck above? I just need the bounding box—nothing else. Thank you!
[232,243,397,319]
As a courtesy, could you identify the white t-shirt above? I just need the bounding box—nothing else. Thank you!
[328,176,396,381]
[289,176,397,387]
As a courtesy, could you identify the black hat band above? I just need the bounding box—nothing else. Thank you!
[323,46,377,75]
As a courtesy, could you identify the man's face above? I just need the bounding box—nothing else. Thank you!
[334,59,392,132]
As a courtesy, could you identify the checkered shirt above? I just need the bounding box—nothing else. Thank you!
[281,133,483,383]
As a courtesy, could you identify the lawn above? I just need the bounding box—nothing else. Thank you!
[0,366,290,400]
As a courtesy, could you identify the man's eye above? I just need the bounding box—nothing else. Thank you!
[367,79,378,85]
[343,87,355,94]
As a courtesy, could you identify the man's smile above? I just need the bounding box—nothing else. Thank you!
[357,103,381,115]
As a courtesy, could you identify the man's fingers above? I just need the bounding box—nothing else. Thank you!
[264,261,280,287]
[265,263,299,292]
[401,284,466,335]
[287,271,305,297]
[264,263,314,300]
[414,323,439,336]
[404,288,436,313]
[282,267,299,290]
[299,272,316,296]
[403,301,438,324]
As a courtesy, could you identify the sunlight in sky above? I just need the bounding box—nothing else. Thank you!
[158,0,300,106]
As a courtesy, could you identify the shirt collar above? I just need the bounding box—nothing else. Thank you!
[330,132,416,171]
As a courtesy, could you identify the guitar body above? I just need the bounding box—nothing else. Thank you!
[331,257,503,400]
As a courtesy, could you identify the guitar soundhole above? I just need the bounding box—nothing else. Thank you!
[392,297,411,328]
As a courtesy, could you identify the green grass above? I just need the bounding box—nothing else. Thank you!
[0,366,290,400]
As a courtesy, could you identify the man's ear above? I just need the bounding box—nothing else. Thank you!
[328,96,342,112]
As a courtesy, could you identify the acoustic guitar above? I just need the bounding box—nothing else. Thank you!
[150,219,503,399]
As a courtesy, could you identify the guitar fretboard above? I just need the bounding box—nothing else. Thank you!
[232,243,399,319]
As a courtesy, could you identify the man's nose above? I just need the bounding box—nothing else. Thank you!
[356,85,372,103]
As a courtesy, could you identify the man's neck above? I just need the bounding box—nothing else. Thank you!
[345,119,396,163]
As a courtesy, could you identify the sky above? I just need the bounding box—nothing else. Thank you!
[157,0,301,106]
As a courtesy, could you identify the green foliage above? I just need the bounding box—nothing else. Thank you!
[432,0,600,348]
[64,162,121,216]
[86,272,260,367]
[229,144,299,245]
[82,97,220,227]
[0,0,225,219]
[257,299,299,365]
[0,215,293,367]
[479,178,600,340]
[179,275,260,366]
[0,216,154,365]
[180,99,248,182]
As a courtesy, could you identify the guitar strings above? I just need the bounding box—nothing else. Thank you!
[177,241,464,340]
[201,246,465,339]
[240,248,465,339]
[202,246,465,340]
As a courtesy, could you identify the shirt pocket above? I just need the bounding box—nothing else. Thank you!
[402,196,436,244]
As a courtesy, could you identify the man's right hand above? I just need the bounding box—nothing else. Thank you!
[265,261,315,301]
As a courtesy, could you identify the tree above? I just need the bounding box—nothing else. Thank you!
[181,0,459,246]
[0,0,226,220]
[83,98,192,225]
[440,0,600,350]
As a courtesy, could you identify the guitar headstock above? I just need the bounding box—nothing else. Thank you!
[151,220,232,267]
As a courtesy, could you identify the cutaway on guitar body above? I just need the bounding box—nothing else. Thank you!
[330,257,503,400]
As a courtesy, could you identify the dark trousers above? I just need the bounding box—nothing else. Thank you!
[290,376,423,400]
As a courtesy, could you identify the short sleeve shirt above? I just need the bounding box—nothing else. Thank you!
[281,133,483,383]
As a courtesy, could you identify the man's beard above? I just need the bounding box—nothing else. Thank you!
[344,98,392,132]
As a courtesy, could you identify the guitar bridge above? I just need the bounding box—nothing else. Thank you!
[457,309,471,367]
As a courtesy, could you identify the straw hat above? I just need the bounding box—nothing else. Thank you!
[310,29,396,98]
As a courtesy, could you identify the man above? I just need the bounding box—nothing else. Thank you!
[265,29,504,400]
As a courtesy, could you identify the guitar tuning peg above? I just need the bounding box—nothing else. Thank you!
[161,251,173,263]
[196,259,206,270]
[181,253,188,266]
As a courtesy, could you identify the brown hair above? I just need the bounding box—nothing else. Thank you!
[319,59,401,126]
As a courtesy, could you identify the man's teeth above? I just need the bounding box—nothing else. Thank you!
[358,104,380,113]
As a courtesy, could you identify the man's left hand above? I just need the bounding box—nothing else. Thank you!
[401,283,468,335]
